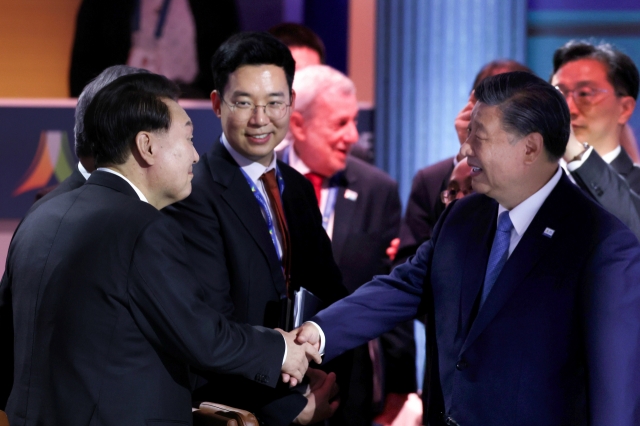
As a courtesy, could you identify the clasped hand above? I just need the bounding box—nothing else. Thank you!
[277,328,322,386]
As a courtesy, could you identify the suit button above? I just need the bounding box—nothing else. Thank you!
[456,360,468,370]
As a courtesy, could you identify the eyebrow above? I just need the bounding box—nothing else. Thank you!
[230,90,286,98]
[185,120,193,128]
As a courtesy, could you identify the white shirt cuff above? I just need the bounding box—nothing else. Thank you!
[566,146,594,171]
[305,321,326,355]
[281,333,287,365]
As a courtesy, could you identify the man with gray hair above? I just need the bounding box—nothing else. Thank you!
[279,64,401,426]
[32,65,147,211]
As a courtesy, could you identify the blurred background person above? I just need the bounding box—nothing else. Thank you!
[69,0,239,98]
[269,22,326,70]
[282,64,401,426]
[552,40,640,238]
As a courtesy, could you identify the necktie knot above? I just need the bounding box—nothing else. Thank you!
[261,169,278,191]
[497,211,513,233]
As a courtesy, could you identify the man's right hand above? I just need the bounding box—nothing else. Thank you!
[293,322,321,350]
[454,91,477,159]
[277,328,322,386]
[293,368,340,424]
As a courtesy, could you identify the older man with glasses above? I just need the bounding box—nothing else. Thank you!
[551,40,640,238]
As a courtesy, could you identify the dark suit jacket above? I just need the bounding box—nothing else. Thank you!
[0,171,284,426]
[312,172,640,426]
[397,156,454,262]
[571,147,640,239]
[69,0,239,98]
[30,165,86,213]
[166,141,347,426]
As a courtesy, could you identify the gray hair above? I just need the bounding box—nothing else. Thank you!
[292,65,356,117]
[74,65,148,158]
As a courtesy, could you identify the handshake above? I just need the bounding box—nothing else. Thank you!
[276,325,336,424]
[276,324,322,386]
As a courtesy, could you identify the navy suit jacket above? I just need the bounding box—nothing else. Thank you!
[312,172,640,426]
[0,171,284,426]
[165,141,347,425]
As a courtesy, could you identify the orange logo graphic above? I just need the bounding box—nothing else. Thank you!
[13,131,74,196]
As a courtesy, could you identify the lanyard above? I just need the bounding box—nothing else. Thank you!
[132,0,172,38]
[239,168,286,262]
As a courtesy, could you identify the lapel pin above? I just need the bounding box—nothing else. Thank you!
[543,227,555,238]
[344,189,358,201]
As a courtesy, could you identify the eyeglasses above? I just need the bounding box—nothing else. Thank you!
[555,85,612,108]
[221,98,291,120]
[440,187,473,204]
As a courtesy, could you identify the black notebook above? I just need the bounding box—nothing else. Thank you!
[293,287,324,328]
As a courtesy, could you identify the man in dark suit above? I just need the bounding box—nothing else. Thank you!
[282,64,402,425]
[0,73,319,425]
[33,65,148,211]
[295,72,640,425]
[165,33,346,425]
[552,40,640,239]
[397,61,533,262]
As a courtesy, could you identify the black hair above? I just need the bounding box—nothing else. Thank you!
[553,40,639,100]
[83,73,180,167]
[475,71,570,161]
[210,31,295,98]
[268,22,326,64]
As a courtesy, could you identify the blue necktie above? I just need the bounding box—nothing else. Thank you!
[481,211,513,306]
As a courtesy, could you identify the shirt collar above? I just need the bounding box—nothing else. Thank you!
[221,133,277,183]
[78,161,91,180]
[95,167,149,203]
[288,145,312,176]
[601,145,621,164]
[497,166,562,237]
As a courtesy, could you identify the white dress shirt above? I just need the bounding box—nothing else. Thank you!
[96,167,149,203]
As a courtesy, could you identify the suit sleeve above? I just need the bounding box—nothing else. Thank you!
[127,217,285,387]
[571,153,640,240]
[313,236,433,362]
[583,226,640,425]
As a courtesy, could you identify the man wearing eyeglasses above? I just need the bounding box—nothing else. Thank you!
[551,40,640,238]
[165,32,347,425]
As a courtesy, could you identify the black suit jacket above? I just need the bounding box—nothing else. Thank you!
[397,156,454,262]
[30,165,86,214]
[166,141,347,425]
[0,171,284,426]
[571,147,640,239]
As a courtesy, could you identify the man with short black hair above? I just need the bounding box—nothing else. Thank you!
[295,72,640,425]
[166,32,347,425]
[268,23,325,70]
[32,65,148,210]
[551,40,640,238]
[0,72,319,426]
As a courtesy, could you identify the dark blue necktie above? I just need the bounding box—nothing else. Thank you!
[481,211,513,306]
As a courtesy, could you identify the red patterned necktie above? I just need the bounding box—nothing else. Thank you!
[260,169,292,296]
[304,172,324,207]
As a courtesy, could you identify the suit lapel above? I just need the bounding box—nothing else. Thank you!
[331,169,355,264]
[209,142,287,295]
[460,175,573,354]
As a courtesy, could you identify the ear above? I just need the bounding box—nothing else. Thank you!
[523,132,544,165]
[211,90,222,118]
[134,131,155,166]
[618,96,636,125]
[289,89,297,110]
[289,111,306,142]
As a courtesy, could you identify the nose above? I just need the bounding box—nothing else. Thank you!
[460,138,472,158]
[249,105,269,126]
[563,93,580,119]
[192,146,200,164]
[345,121,359,144]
